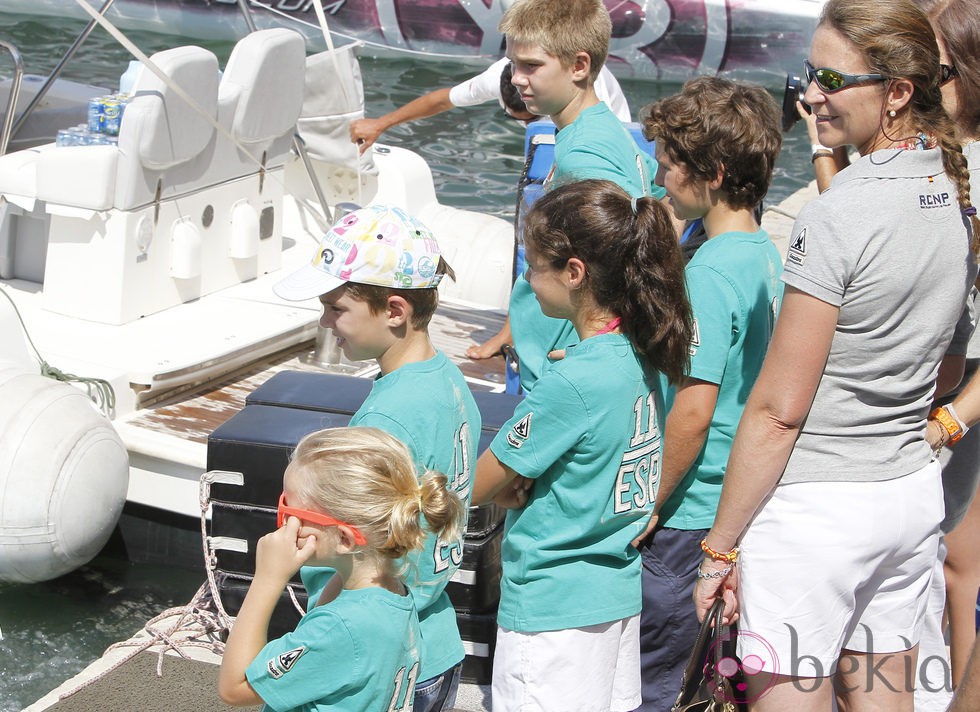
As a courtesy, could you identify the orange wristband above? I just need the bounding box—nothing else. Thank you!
[931,405,967,446]
[700,538,739,563]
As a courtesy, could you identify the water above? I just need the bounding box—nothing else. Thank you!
[0,9,815,711]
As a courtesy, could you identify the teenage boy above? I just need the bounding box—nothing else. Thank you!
[472,0,668,389]
[349,57,631,153]
[273,204,480,712]
[632,76,784,712]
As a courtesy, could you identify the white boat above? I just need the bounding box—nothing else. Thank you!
[0,22,516,583]
[0,0,826,86]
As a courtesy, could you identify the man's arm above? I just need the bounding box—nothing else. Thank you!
[349,88,454,154]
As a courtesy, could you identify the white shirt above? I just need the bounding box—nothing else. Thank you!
[448,57,632,122]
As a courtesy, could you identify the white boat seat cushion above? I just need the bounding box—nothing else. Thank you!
[35,45,219,211]
[221,28,305,153]
[122,45,219,170]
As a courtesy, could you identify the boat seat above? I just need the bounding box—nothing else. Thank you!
[34,45,220,212]
[0,144,56,210]
[200,28,306,190]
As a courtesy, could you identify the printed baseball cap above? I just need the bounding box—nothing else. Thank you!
[273,204,445,301]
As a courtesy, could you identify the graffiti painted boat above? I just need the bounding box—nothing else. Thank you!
[3,0,825,85]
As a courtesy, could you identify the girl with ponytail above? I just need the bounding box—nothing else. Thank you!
[219,426,464,711]
[473,178,692,712]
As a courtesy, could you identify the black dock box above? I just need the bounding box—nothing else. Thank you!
[206,370,519,679]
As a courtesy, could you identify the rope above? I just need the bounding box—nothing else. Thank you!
[0,284,116,416]
[199,474,307,620]
[55,583,227,701]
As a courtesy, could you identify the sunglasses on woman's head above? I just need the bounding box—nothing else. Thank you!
[940,64,958,86]
[277,492,367,545]
[803,60,886,93]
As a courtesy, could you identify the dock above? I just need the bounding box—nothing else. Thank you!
[25,181,819,712]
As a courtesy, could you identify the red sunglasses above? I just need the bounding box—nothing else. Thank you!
[277,492,367,546]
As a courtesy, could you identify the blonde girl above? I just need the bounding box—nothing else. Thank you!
[219,426,464,712]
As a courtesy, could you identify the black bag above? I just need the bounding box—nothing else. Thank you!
[670,599,747,712]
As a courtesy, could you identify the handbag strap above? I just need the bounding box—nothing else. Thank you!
[672,599,728,709]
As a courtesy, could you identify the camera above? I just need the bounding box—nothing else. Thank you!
[781,73,810,132]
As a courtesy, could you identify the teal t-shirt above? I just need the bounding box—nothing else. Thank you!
[511,101,666,392]
[347,351,480,679]
[659,230,782,529]
[246,575,420,712]
[508,274,578,392]
[490,334,662,632]
[552,102,665,200]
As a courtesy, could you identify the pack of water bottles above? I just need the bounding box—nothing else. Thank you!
[55,93,131,147]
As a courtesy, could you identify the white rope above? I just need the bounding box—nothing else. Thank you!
[55,583,226,701]
[0,284,116,417]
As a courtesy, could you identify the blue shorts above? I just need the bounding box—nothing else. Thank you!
[636,526,708,712]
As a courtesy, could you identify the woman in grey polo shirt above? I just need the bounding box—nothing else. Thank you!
[693,0,980,709]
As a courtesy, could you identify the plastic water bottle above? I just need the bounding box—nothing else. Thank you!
[118,60,142,95]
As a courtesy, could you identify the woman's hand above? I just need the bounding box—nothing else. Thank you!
[797,101,820,144]
[254,516,318,586]
[925,417,948,451]
[693,556,740,625]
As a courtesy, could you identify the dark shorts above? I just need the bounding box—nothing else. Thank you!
[634,526,708,712]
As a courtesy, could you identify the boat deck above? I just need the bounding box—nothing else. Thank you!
[122,300,509,446]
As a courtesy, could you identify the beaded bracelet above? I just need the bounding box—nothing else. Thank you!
[697,563,734,580]
[701,538,739,563]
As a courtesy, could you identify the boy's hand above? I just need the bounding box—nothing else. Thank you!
[631,512,658,549]
[493,475,533,509]
[254,516,318,585]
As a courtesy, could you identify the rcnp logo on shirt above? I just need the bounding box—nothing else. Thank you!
[919,191,951,210]
[266,646,305,679]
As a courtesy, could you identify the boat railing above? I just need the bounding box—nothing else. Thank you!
[0,40,23,157]
[3,0,117,155]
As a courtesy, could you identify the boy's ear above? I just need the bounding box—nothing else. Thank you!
[571,51,591,82]
[385,295,411,326]
[708,164,725,191]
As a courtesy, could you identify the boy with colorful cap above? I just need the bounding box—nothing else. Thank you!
[273,204,481,712]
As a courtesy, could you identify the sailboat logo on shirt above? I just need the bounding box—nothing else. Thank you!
[267,646,305,679]
[507,413,532,448]
[788,227,807,266]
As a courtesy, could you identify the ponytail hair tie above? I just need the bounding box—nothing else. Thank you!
[630,196,639,215]
[964,206,978,217]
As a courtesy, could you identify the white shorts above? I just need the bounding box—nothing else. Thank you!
[737,460,943,678]
[491,615,641,712]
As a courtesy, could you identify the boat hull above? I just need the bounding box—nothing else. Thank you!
[3,0,823,85]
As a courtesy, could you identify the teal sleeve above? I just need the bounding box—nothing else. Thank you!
[490,370,586,479]
[685,264,739,386]
[246,610,355,710]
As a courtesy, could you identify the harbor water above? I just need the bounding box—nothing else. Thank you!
[0,8,816,711]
